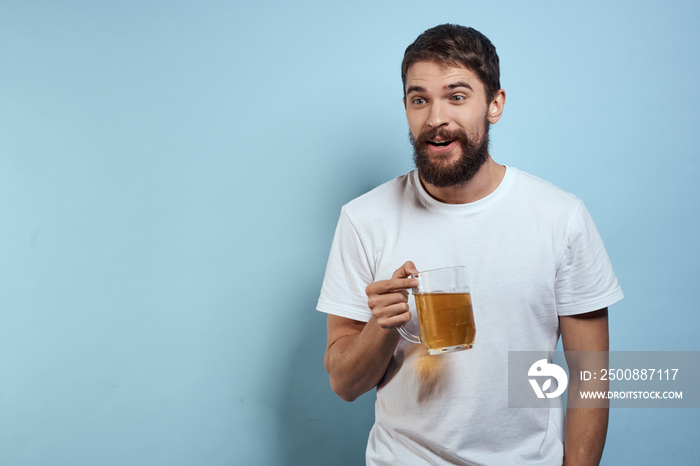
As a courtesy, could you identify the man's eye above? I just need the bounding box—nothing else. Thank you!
[451,95,465,102]
[412,98,426,105]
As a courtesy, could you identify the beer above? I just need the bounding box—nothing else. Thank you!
[397,266,475,355]
[414,292,475,353]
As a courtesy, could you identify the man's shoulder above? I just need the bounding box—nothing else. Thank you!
[342,171,415,216]
[509,167,582,208]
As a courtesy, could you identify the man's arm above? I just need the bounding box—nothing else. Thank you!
[324,262,418,402]
[560,308,609,466]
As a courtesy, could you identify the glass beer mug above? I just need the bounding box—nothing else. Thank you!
[397,266,476,355]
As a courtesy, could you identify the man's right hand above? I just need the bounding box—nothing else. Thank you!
[366,261,419,330]
[324,261,419,401]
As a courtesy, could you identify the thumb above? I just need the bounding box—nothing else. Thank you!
[392,261,419,279]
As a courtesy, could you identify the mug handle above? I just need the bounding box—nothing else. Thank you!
[396,286,421,344]
[397,323,421,344]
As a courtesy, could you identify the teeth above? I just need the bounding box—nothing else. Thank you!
[429,140,454,147]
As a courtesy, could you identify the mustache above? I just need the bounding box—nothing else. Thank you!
[415,128,469,146]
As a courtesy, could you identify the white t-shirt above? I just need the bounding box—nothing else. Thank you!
[317,167,624,465]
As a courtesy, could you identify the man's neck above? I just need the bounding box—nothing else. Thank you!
[419,158,506,204]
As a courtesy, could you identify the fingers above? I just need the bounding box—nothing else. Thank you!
[376,307,412,329]
[366,261,419,330]
[369,297,411,329]
[367,289,409,313]
[366,277,417,296]
[368,262,419,296]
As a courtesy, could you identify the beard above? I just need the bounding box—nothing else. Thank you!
[410,121,490,188]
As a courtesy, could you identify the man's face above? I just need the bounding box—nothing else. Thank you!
[404,60,497,188]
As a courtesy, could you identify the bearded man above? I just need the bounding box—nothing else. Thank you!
[317,24,623,466]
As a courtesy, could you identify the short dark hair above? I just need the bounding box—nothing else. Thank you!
[401,24,501,102]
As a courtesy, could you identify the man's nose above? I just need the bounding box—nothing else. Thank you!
[426,102,447,128]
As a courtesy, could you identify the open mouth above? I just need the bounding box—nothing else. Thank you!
[427,140,455,147]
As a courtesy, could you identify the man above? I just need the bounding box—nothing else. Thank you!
[317,24,623,465]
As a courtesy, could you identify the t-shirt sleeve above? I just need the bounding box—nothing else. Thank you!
[316,208,375,322]
[555,201,624,316]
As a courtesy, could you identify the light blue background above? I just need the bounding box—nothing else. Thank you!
[1,1,698,464]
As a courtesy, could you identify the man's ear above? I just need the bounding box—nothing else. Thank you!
[487,89,506,124]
